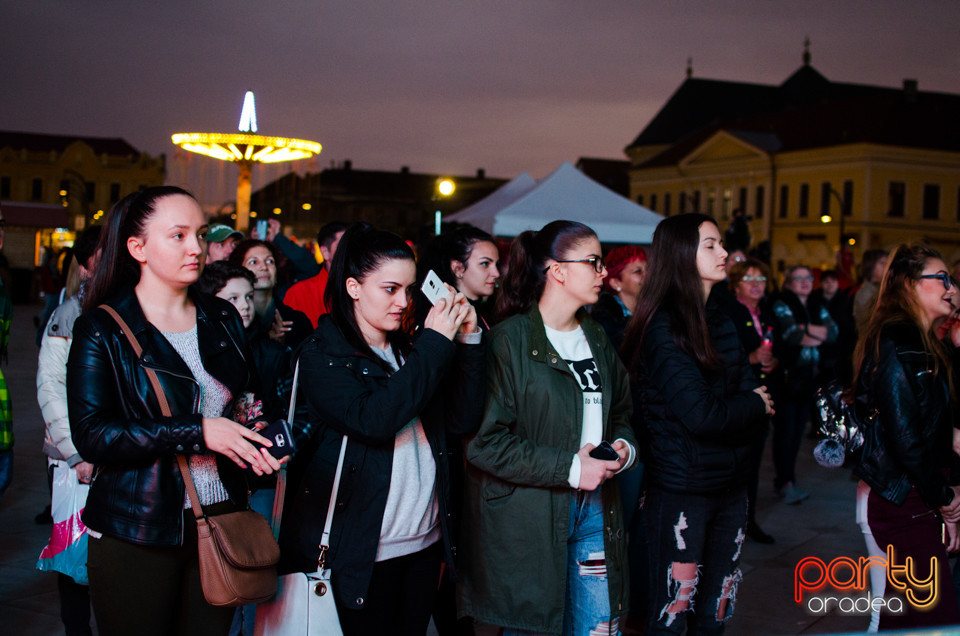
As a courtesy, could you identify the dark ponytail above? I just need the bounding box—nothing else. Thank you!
[495,220,596,321]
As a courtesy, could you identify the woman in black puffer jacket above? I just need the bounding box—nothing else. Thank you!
[622,214,773,635]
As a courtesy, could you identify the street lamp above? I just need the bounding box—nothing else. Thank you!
[434,178,456,235]
[819,188,848,255]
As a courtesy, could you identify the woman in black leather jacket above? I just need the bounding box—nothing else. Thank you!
[853,242,960,630]
[279,223,483,636]
[621,214,773,635]
[67,187,281,636]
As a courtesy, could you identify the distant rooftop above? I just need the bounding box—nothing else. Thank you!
[0,130,141,156]
[626,63,960,162]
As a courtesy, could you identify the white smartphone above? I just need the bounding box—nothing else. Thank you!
[421,270,448,306]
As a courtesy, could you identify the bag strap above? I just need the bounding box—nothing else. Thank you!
[99,304,207,520]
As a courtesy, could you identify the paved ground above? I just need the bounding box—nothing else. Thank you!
[0,301,887,634]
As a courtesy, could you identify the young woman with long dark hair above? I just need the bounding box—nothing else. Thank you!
[279,223,485,636]
[853,243,960,630]
[458,220,637,635]
[621,213,773,634]
[67,187,281,636]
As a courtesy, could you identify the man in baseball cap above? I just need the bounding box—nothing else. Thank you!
[206,224,244,263]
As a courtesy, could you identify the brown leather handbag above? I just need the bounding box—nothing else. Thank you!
[101,304,280,607]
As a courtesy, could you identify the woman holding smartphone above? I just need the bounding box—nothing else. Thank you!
[621,213,773,634]
[280,223,484,635]
[67,187,281,636]
[458,220,637,636]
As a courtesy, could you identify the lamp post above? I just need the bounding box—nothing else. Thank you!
[819,188,849,255]
[434,178,455,235]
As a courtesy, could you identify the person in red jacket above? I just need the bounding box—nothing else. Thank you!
[282,221,347,326]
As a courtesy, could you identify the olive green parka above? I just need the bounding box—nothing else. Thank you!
[457,306,637,634]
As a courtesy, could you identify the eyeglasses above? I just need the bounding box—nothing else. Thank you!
[792,276,815,283]
[919,272,959,291]
[742,276,767,283]
[545,256,606,274]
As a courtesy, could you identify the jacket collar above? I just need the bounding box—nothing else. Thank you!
[104,285,227,337]
[525,304,605,366]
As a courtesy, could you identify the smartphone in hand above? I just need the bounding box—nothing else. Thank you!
[589,441,619,461]
[251,418,295,461]
[421,270,448,306]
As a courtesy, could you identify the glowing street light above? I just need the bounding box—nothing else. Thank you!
[435,178,456,235]
[172,91,321,232]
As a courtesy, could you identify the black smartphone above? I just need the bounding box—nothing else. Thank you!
[251,418,295,461]
[589,440,619,461]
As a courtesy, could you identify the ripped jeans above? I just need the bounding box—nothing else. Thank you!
[643,487,746,635]
[504,488,618,636]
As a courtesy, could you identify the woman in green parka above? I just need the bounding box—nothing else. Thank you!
[458,221,638,636]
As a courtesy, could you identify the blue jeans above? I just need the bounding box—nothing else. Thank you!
[505,488,618,636]
[644,487,746,635]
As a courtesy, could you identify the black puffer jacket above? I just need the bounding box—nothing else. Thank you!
[631,301,767,494]
[855,322,960,508]
[67,287,251,546]
[279,315,485,612]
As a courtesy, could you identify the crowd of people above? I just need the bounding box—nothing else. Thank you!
[24,184,960,635]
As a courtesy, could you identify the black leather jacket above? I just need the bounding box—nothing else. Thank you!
[631,301,767,494]
[855,322,960,508]
[279,316,485,612]
[67,287,251,546]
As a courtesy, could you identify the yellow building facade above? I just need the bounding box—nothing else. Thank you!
[626,63,960,278]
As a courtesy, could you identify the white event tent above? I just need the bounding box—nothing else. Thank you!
[446,162,663,244]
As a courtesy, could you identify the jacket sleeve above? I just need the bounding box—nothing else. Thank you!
[273,234,320,282]
[873,338,953,508]
[605,341,637,454]
[820,305,839,344]
[774,301,805,346]
[440,337,486,437]
[37,330,80,462]
[465,330,576,488]
[641,315,765,439]
[299,328,458,446]
[67,316,206,464]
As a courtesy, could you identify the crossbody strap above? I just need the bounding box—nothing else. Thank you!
[270,356,348,570]
[99,304,206,520]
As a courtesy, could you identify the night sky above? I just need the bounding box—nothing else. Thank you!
[4,1,959,209]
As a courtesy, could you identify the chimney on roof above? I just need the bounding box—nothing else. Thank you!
[686,57,693,78]
[903,79,918,103]
[401,166,410,174]
[343,159,352,171]
[476,168,485,179]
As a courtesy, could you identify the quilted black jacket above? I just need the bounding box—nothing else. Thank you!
[631,301,767,494]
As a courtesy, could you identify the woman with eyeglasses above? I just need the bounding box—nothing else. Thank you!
[722,258,782,544]
[770,265,837,505]
[853,243,960,630]
[458,220,637,635]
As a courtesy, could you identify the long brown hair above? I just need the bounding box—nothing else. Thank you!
[622,213,721,371]
[853,243,952,389]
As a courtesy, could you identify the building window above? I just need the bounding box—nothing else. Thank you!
[650,193,657,212]
[738,187,747,212]
[0,177,9,199]
[755,185,765,219]
[842,180,854,217]
[86,181,96,205]
[888,181,905,217]
[636,194,644,206]
[663,192,671,216]
[779,185,789,219]
[679,192,687,213]
[110,183,121,203]
[922,184,940,220]
[32,178,43,201]
[799,184,810,218]
[692,190,701,212]
[820,182,832,218]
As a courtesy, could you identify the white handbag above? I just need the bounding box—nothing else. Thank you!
[255,361,347,636]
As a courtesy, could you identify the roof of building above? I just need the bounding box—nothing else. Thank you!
[626,64,960,163]
[0,130,141,156]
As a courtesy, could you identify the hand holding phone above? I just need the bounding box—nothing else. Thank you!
[589,440,620,461]
[249,419,295,462]
[421,270,448,306]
